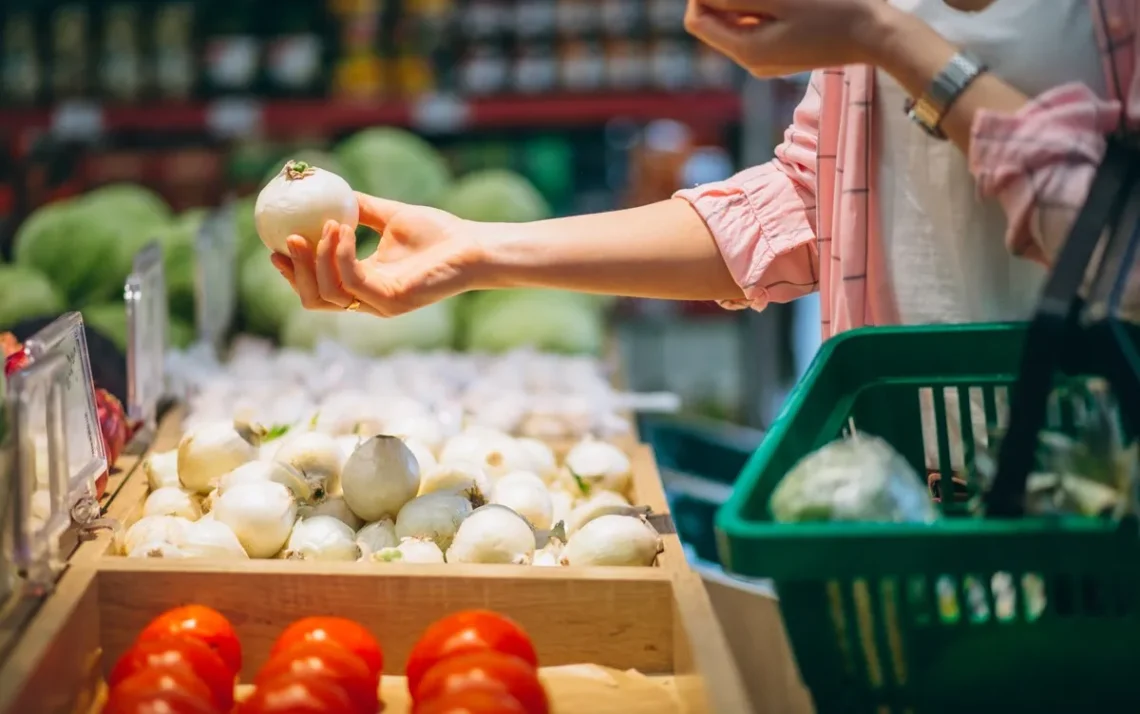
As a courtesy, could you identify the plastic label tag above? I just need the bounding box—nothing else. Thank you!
[206,97,263,139]
[51,100,104,141]
[194,204,238,351]
[411,94,470,134]
[23,313,107,500]
[125,241,168,425]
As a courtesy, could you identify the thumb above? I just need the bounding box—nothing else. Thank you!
[356,193,407,233]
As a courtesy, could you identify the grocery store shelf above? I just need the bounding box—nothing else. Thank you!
[1,91,742,141]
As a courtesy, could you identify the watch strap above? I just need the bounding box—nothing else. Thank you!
[905,50,988,139]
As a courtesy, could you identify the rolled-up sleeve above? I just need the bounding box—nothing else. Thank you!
[675,77,822,311]
[969,82,1125,264]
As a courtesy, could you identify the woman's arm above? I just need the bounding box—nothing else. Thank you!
[482,74,826,309]
[868,3,1131,261]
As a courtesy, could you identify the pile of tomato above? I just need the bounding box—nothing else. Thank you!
[100,605,550,714]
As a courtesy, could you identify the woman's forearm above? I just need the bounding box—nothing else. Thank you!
[868,4,1029,153]
[473,199,747,301]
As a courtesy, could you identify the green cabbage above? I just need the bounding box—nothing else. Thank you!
[233,195,262,261]
[0,264,65,329]
[333,303,456,356]
[463,290,605,355]
[155,211,205,325]
[280,309,339,351]
[239,250,302,337]
[335,128,452,206]
[440,169,552,223]
[82,302,194,351]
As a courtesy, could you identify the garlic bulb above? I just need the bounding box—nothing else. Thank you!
[418,461,491,503]
[372,537,445,564]
[179,520,248,559]
[355,519,398,556]
[341,435,421,522]
[144,450,181,490]
[117,515,194,555]
[446,504,535,565]
[394,492,472,551]
[283,516,360,561]
[298,495,364,531]
[566,491,630,535]
[143,487,203,521]
[491,471,553,531]
[561,515,662,567]
[255,160,359,254]
[177,423,257,494]
[563,438,632,496]
[272,431,344,503]
[212,480,298,558]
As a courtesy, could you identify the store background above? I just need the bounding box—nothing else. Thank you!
[0,0,820,430]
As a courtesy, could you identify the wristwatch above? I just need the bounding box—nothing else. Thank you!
[904,50,988,140]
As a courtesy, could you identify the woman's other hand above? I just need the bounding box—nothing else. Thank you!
[270,193,490,317]
[684,0,894,78]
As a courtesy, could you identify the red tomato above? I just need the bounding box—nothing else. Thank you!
[238,672,358,714]
[103,668,221,714]
[414,684,527,714]
[270,617,383,679]
[255,641,377,714]
[137,605,242,676]
[412,651,548,714]
[109,636,235,711]
[406,611,538,695]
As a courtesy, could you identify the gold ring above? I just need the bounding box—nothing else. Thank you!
[346,299,361,312]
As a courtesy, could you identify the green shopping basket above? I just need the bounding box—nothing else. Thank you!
[714,322,1140,713]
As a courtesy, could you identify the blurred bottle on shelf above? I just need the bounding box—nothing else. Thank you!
[202,0,260,97]
[560,39,605,92]
[626,119,692,206]
[512,43,558,95]
[645,0,685,34]
[555,0,596,38]
[459,44,509,96]
[152,2,197,101]
[263,0,327,98]
[604,39,648,91]
[513,0,557,40]
[98,4,145,103]
[694,44,735,90]
[331,0,387,100]
[463,0,510,42]
[648,37,693,90]
[2,5,43,106]
[49,3,92,100]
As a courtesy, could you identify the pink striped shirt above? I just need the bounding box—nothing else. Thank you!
[676,0,1139,339]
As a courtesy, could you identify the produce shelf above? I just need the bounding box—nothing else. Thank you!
[0,91,742,141]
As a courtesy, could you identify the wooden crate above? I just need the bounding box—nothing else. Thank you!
[0,562,751,714]
[79,410,688,572]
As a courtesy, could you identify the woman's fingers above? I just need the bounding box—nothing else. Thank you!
[270,253,295,283]
[357,192,406,233]
[314,221,357,308]
[287,236,341,311]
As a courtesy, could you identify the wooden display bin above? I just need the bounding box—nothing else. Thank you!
[0,562,751,714]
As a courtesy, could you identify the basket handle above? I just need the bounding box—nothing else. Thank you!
[987,134,1140,517]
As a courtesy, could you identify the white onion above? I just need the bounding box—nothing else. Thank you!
[180,520,248,559]
[515,438,559,483]
[341,435,421,522]
[355,519,398,556]
[143,488,203,521]
[385,416,446,454]
[177,423,257,494]
[402,438,438,474]
[216,460,313,506]
[212,481,298,558]
[372,537,445,564]
[272,431,344,503]
[128,541,188,558]
[117,515,194,555]
[438,433,531,480]
[549,489,575,529]
[563,438,632,496]
[560,515,662,567]
[418,461,491,503]
[395,492,472,551]
[144,450,181,490]
[566,491,630,535]
[446,504,535,565]
[299,495,364,531]
[283,516,360,561]
[533,540,564,567]
[491,471,553,531]
[254,160,359,254]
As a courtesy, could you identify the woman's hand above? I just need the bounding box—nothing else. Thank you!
[270,193,490,317]
[684,0,893,77]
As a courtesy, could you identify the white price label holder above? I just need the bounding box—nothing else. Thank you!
[22,313,108,517]
[194,203,239,353]
[125,241,169,433]
[5,351,75,593]
[411,94,471,134]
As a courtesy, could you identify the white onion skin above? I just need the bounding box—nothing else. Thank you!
[560,515,662,567]
[341,435,421,522]
[212,481,298,558]
[446,504,535,565]
[255,161,359,254]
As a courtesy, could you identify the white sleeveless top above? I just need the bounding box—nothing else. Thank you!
[875,0,1107,466]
